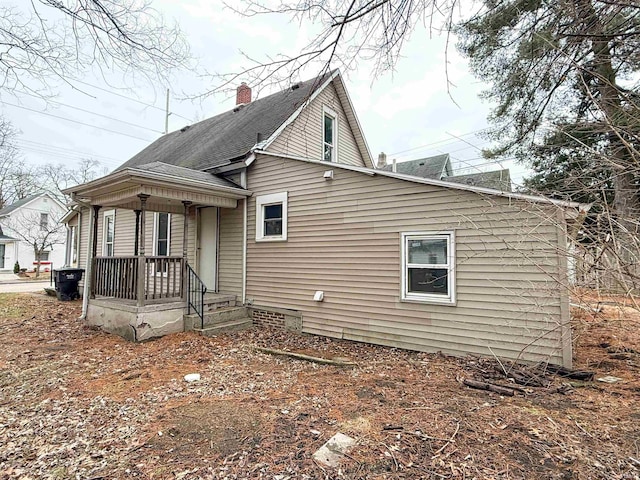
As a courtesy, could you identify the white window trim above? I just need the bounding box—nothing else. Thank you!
[322,105,338,163]
[152,212,172,256]
[255,192,288,242]
[102,209,115,256]
[400,231,456,305]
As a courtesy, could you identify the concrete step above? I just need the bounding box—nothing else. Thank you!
[195,318,253,336]
[184,306,249,331]
[202,293,236,311]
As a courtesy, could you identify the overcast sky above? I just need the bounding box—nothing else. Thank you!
[2,0,527,184]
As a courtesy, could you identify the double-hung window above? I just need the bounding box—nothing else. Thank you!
[153,212,171,274]
[102,210,115,256]
[154,212,170,256]
[402,231,455,304]
[322,106,337,162]
[40,213,48,231]
[256,192,288,242]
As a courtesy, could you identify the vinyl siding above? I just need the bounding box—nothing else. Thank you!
[77,207,90,270]
[218,204,243,297]
[246,154,571,366]
[113,210,136,256]
[266,82,365,167]
[77,208,192,259]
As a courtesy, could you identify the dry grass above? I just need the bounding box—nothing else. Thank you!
[0,292,638,479]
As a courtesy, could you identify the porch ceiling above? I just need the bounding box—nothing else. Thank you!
[64,163,251,212]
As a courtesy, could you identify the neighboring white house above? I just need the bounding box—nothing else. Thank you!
[0,193,67,273]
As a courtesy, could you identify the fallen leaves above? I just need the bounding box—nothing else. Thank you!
[0,292,638,479]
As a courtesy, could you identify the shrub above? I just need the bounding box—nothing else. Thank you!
[13,261,20,274]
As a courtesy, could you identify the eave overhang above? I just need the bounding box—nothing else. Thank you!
[63,167,251,212]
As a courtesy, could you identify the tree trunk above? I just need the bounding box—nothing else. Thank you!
[34,247,41,279]
[576,0,640,231]
[575,0,640,292]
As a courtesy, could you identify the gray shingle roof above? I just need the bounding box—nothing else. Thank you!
[0,224,16,240]
[381,154,452,179]
[132,162,242,189]
[0,193,41,217]
[443,169,512,192]
[118,72,333,172]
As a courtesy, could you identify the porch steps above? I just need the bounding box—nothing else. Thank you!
[184,306,253,336]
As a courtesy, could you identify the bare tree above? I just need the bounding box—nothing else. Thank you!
[5,210,65,278]
[0,0,191,97]
[0,118,40,208]
[42,158,107,204]
[0,118,20,208]
[209,0,451,96]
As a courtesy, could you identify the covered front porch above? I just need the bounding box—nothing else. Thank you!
[64,162,250,340]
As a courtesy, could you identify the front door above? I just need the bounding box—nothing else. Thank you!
[198,207,218,290]
[0,244,5,269]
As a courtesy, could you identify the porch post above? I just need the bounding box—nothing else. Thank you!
[91,205,101,259]
[90,205,101,299]
[134,209,141,256]
[137,195,149,307]
[182,201,192,301]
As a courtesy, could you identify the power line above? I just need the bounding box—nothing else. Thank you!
[14,138,122,164]
[387,128,490,157]
[17,92,164,134]
[1,100,154,142]
[70,78,194,123]
[14,141,122,167]
[395,138,493,161]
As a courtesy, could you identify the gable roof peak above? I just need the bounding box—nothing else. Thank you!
[117,70,337,173]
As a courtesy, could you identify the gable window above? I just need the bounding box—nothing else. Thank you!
[322,106,337,162]
[102,210,115,256]
[256,192,288,242]
[154,212,171,256]
[401,231,455,304]
[40,213,48,231]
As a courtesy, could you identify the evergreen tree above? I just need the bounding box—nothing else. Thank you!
[457,0,640,230]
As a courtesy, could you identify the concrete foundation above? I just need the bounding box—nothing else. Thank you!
[87,298,186,341]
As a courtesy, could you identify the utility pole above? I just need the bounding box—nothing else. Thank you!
[165,88,170,134]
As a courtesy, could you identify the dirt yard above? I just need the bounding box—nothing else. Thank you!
[0,292,638,479]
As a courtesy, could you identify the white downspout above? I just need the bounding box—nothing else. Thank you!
[241,170,248,305]
[70,195,94,320]
[80,205,95,320]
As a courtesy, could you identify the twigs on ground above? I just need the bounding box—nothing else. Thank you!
[432,421,460,457]
[254,347,356,366]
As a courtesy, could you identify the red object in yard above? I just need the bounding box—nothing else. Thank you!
[33,261,52,272]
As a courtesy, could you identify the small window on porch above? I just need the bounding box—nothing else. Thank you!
[102,210,115,256]
[70,225,78,265]
[154,212,171,256]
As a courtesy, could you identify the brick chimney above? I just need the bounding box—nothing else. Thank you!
[236,82,251,105]
[377,152,387,168]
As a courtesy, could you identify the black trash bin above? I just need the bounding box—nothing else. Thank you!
[54,267,85,301]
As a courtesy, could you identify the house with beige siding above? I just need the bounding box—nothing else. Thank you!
[63,70,587,367]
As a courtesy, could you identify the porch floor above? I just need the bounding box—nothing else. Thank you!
[94,296,184,306]
[92,292,236,306]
